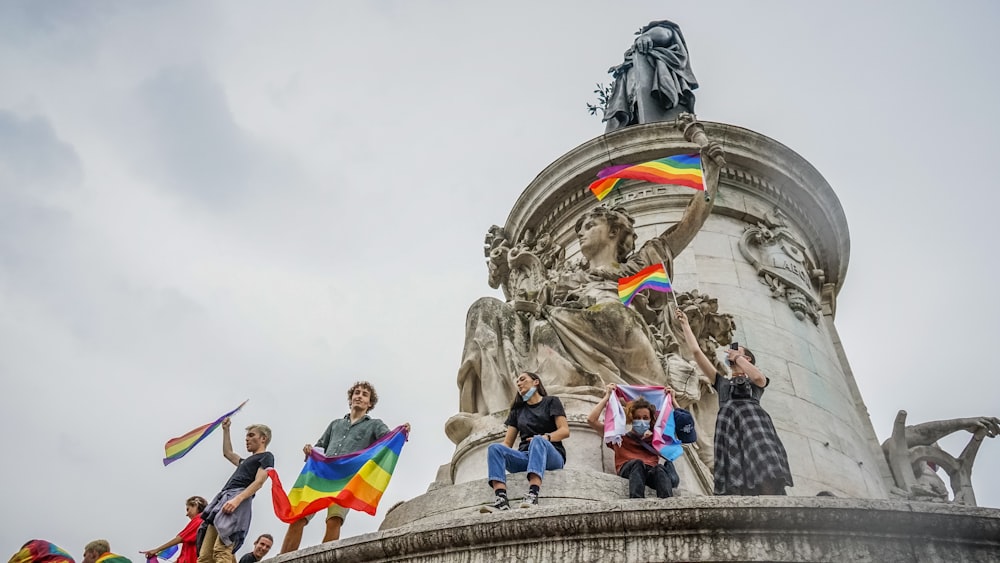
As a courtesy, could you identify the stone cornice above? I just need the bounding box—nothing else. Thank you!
[274,497,999,562]
[505,120,851,292]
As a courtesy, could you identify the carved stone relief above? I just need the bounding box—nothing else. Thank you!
[739,208,824,323]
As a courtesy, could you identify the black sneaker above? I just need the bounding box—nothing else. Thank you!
[479,495,511,513]
[519,492,539,508]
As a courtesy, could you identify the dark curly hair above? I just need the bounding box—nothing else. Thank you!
[625,397,656,423]
[347,381,379,412]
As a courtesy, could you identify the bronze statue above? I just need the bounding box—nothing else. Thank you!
[603,20,699,133]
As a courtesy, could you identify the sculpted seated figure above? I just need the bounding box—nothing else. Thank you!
[447,140,724,444]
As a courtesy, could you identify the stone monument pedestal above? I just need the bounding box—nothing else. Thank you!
[275,497,1000,562]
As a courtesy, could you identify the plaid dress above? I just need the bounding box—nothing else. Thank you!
[713,375,793,495]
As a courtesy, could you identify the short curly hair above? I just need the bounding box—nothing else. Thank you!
[348,381,379,412]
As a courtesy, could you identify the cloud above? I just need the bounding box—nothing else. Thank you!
[0,110,82,196]
[122,65,295,206]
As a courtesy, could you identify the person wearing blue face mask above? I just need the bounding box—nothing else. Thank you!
[588,384,678,499]
[482,372,570,511]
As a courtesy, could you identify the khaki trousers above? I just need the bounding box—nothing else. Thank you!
[196,525,233,563]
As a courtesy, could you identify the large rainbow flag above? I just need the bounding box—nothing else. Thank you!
[268,425,408,521]
[603,385,683,461]
[163,400,248,466]
[94,554,132,563]
[589,153,704,201]
[9,540,75,563]
[618,263,671,306]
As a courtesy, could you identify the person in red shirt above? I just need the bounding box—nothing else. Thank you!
[141,496,208,563]
[588,384,678,498]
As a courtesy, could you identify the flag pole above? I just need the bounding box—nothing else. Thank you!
[663,261,680,309]
[698,153,710,203]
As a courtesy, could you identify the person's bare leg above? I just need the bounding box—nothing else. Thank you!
[280,519,308,554]
[323,516,344,542]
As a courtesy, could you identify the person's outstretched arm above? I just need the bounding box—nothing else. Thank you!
[140,537,182,559]
[675,308,717,385]
[587,384,617,432]
[222,418,241,466]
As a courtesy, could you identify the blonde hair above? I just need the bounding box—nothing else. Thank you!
[84,541,110,556]
[245,424,272,444]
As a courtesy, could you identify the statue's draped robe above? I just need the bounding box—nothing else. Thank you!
[604,21,698,132]
[458,239,675,416]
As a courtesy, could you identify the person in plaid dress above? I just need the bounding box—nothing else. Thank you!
[675,308,792,495]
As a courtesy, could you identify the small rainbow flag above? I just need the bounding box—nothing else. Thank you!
[163,400,248,466]
[154,546,178,561]
[618,263,671,306]
[589,154,704,201]
[268,425,408,521]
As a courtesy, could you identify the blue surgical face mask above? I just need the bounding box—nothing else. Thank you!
[521,386,537,401]
[632,420,650,434]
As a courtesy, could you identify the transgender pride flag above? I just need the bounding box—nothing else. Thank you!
[603,385,683,461]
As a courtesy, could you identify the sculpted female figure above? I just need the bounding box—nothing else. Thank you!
[448,137,724,444]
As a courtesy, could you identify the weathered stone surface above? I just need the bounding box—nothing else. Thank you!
[443,119,890,502]
[278,498,1000,563]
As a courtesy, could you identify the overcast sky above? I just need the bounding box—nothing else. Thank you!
[2,0,998,556]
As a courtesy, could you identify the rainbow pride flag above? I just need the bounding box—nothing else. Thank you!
[9,540,75,563]
[95,554,132,563]
[603,385,683,461]
[589,154,704,201]
[268,425,408,521]
[154,546,178,561]
[163,400,248,466]
[618,263,671,306]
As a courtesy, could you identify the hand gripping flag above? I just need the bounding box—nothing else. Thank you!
[163,400,248,466]
[268,425,408,521]
[153,546,178,561]
[603,385,683,461]
[589,154,704,201]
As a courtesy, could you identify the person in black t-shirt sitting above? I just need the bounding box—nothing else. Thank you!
[235,535,271,563]
[482,372,570,511]
[197,418,274,563]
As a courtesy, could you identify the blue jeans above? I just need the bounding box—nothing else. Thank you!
[487,438,564,486]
